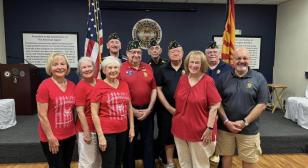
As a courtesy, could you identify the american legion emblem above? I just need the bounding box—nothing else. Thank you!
[247,81,253,89]
[132,18,162,50]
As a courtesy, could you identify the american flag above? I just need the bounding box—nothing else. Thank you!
[84,0,103,78]
[221,0,235,65]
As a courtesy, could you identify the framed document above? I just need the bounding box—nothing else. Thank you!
[22,32,79,68]
[213,36,261,69]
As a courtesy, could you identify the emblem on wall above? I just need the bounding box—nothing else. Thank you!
[132,18,162,49]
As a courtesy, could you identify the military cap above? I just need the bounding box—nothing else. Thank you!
[168,40,182,50]
[149,39,158,47]
[207,40,218,49]
[126,40,141,51]
[108,32,120,41]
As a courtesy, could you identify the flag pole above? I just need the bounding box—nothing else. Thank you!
[225,0,229,23]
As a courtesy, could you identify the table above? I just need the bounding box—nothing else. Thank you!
[267,84,287,113]
[285,97,308,129]
[0,99,17,129]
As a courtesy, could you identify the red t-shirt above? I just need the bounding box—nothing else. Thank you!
[75,79,100,132]
[91,80,130,134]
[36,78,76,142]
[119,62,156,106]
[172,74,221,142]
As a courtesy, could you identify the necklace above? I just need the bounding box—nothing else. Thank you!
[51,77,67,92]
[52,77,66,84]
[104,79,119,88]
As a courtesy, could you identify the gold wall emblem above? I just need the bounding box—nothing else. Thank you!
[132,18,162,49]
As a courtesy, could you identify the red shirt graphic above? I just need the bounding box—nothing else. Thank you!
[36,78,76,142]
[91,80,130,134]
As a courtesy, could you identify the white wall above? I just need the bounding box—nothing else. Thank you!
[0,0,6,64]
[274,0,308,97]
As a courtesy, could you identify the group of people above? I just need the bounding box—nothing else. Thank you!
[36,32,270,168]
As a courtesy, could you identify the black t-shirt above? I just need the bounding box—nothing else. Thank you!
[148,57,166,82]
[156,62,184,106]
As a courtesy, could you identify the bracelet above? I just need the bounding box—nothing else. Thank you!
[207,126,213,130]
[97,134,104,138]
[223,119,229,125]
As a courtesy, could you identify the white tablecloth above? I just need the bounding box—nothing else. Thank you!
[0,99,17,129]
[285,97,308,129]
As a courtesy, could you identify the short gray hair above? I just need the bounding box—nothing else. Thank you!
[77,56,95,77]
[101,56,121,74]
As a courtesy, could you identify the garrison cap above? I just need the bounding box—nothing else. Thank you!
[207,40,218,49]
[108,32,120,41]
[149,39,158,47]
[126,40,141,51]
[168,40,182,50]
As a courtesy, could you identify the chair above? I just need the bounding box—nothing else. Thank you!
[285,85,308,129]
[267,84,287,113]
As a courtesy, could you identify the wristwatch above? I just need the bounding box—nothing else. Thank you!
[243,119,249,127]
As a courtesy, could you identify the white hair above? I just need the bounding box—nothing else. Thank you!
[77,56,95,77]
[101,56,121,74]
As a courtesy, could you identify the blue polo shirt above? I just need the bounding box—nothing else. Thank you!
[216,69,270,135]
[207,60,232,82]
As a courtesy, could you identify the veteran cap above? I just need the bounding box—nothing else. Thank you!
[168,40,182,50]
[149,39,158,47]
[126,40,141,51]
[207,40,218,49]
[108,32,120,41]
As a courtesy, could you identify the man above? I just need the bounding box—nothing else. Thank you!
[147,39,167,165]
[215,48,270,168]
[106,32,127,62]
[156,40,184,168]
[121,40,157,168]
[205,41,232,168]
[148,39,166,80]
[101,32,127,79]
[205,40,232,81]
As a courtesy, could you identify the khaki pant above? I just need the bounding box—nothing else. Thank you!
[174,136,216,168]
[77,132,102,168]
[215,130,262,163]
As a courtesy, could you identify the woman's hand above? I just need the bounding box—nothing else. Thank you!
[129,128,135,143]
[201,128,212,145]
[83,131,92,144]
[98,134,107,152]
[167,106,176,115]
[48,135,59,154]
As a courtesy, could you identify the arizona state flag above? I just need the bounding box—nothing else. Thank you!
[221,0,235,64]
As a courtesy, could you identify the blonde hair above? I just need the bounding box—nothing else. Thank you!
[45,53,70,76]
[101,56,121,74]
[77,56,95,77]
[184,50,208,74]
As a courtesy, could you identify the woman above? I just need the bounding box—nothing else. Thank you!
[36,53,76,168]
[91,56,135,168]
[172,51,221,168]
[75,57,102,168]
